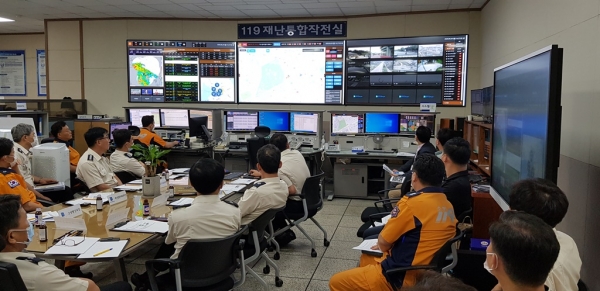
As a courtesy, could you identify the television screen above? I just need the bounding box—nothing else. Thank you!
[109,123,131,140]
[365,113,399,134]
[331,113,364,135]
[226,111,258,131]
[237,41,345,104]
[491,46,563,207]
[189,110,213,130]
[128,108,161,127]
[258,111,290,132]
[290,112,319,133]
[400,113,435,134]
[345,35,468,106]
[160,109,189,127]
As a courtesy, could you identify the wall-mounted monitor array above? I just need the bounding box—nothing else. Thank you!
[126,108,212,129]
[127,35,467,106]
[331,112,436,135]
[226,111,320,133]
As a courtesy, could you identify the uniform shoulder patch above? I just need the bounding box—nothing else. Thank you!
[17,148,25,154]
[16,256,45,265]
[87,154,94,161]
[8,179,20,188]
[254,182,266,188]
[124,153,133,158]
[390,206,400,218]
[406,191,421,198]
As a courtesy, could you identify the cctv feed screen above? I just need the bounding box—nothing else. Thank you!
[238,41,345,104]
[400,114,435,134]
[129,109,161,127]
[346,35,468,106]
[127,40,236,103]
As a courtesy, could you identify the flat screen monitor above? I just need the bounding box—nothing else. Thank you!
[258,111,290,132]
[109,122,132,140]
[482,86,494,118]
[290,112,319,133]
[226,111,258,131]
[237,41,345,104]
[365,113,400,134]
[471,89,484,116]
[189,110,213,130]
[491,45,563,209]
[189,116,211,141]
[400,113,435,134]
[331,113,364,135]
[128,108,161,128]
[160,109,189,127]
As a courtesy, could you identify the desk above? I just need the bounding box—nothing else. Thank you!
[214,148,324,175]
[166,146,213,169]
[325,151,413,199]
[471,190,503,238]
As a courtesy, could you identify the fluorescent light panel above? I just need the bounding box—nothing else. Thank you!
[0,17,15,22]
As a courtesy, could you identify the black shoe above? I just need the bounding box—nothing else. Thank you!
[65,266,93,279]
[131,272,149,291]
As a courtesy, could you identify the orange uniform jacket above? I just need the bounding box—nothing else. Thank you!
[137,128,167,148]
[0,168,38,206]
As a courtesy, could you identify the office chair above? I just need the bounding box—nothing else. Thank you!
[273,173,329,258]
[114,171,138,184]
[243,207,285,290]
[254,126,271,138]
[0,261,28,291]
[356,197,401,238]
[145,226,248,291]
[128,126,141,137]
[246,137,266,172]
[40,137,55,144]
[578,279,588,291]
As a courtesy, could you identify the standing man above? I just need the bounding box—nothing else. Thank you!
[0,138,42,212]
[76,128,122,192]
[110,129,146,179]
[137,115,179,148]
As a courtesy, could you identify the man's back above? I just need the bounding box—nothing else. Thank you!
[280,149,310,195]
[545,230,581,291]
[441,170,472,216]
[239,177,288,225]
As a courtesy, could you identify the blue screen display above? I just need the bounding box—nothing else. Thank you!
[365,113,399,134]
[259,111,290,131]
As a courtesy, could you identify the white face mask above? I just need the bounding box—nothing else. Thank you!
[483,252,497,274]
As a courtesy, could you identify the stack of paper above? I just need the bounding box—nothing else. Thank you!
[65,199,92,206]
[221,184,245,193]
[113,220,169,234]
[168,198,194,206]
[352,239,382,253]
[45,237,100,255]
[77,240,129,259]
[229,179,255,185]
[27,211,59,222]
[169,177,189,186]
[396,152,415,157]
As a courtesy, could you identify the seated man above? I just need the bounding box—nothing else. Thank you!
[76,127,122,192]
[51,121,81,187]
[137,115,179,148]
[131,158,240,291]
[250,134,310,230]
[239,144,288,226]
[398,126,436,173]
[12,123,74,203]
[433,128,454,158]
[0,194,131,291]
[493,178,581,291]
[0,137,43,212]
[330,154,456,290]
[439,137,472,216]
[486,211,560,291]
[109,129,146,179]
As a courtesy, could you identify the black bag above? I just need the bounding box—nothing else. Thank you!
[274,229,296,247]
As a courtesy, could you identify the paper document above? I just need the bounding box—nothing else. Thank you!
[168,174,183,180]
[114,185,142,191]
[229,179,255,185]
[381,214,392,224]
[396,152,415,157]
[77,240,129,259]
[84,193,112,203]
[168,198,194,206]
[390,176,405,183]
[65,199,91,206]
[129,179,143,184]
[35,182,65,192]
[171,168,189,174]
[169,177,189,186]
[352,239,382,253]
[45,237,100,255]
[113,220,169,234]
[27,211,59,222]
[221,184,245,192]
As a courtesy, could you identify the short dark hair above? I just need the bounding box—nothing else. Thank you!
[509,178,568,227]
[84,127,108,148]
[270,133,288,152]
[257,144,280,174]
[189,158,225,195]
[113,129,132,148]
[436,128,454,147]
[415,126,431,143]
[0,195,23,251]
[412,154,445,187]
[0,137,14,157]
[141,115,155,127]
[402,270,477,291]
[51,121,67,138]
[489,211,559,287]
[443,137,471,165]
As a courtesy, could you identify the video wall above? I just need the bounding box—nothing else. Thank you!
[127,35,468,106]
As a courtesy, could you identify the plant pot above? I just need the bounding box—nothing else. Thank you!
[142,176,161,198]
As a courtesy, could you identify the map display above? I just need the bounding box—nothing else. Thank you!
[332,115,361,134]
[129,56,163,87]
[200,78,234,102]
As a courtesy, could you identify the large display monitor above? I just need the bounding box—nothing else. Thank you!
[331,113,364,135]
[290,112,319,133]
[490,45,563,210]
[127,40,236,103]
[346,35,468,106]
[189,110,213,130]
[365,113,400,134]
[400,113,435,134]
[238,41,345,104]
[258,111,290,132]
[226,111,258,131]
[470,89,484,116]
[160,109,189,127]
[128,108,161,127]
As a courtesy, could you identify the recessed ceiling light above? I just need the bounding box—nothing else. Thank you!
[0,17,15,22]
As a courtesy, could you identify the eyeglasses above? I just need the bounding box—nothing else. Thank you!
[58,235,86,247]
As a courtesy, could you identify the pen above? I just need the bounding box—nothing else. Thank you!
[93,248,113,257]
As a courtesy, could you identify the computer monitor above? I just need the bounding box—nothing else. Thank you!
[225,111,258,131]
[290,112,319,133]
[128,109,161,128]
[258,111,290,132]
[331,113,364,135]
[160,109,189,128]
[109,122,132,140]
[189,110,213,130]
[471,89,484,116]
[365,113,400,134]
[189,116,211,142]
[400,113,435,134]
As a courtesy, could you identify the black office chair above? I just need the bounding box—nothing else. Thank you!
[145,226,248,291]
[273,173,329,258]
[254,126,271,138]
[356,197,401,238]
[246,137,266,172]
[40,137,55,144]
[0,261,28,291]
[578,279,588,291]
[243,207,285,290]
[114,171,139,184]
[129,126,141,137]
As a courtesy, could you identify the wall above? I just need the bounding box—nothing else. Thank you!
[46,20,82,101]
[45,11,481,122]
[481,0,600,288]
[0,33,45,100]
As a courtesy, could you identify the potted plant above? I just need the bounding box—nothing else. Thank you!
[130,144,170,177]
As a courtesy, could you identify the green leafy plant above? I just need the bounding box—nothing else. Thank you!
[130,144,170,177]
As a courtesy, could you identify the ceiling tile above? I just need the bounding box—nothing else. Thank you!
[178,4,204,10]
[115,4,158,12]
[341,6,377,15]
[273,8,311,16]
[134,11,173,17]
[146,4,193,11]
[242,9,280,17]
[98,0,138,4]
[411,4,450,11]
[307,7,343,15]
[470,0,486,8]
[267,3,304,9]
[104,11,143,17]
[234,4,270,10]
[202,5,239,11]
[337,2,375,8]
[301,2,337,9]
[86,5,124,13]
[212,10,249,17]
[375,5,411,13]
[448,3,470,9]
[61,0,106,5]
[413,0,452,4]
[450,0,473,4]
[78,12,113,18]
[25,0,72,7]
[133,0,170,4]
[59,6,99,14]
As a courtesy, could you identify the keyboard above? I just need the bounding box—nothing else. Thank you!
[366,150,394,154]
[224,172,245,180]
